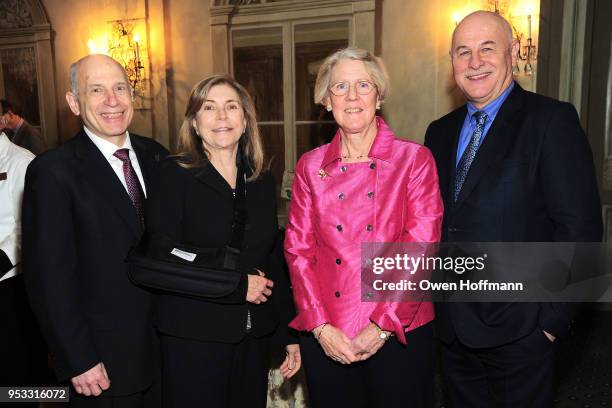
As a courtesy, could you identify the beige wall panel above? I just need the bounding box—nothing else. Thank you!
[167,0,214,147]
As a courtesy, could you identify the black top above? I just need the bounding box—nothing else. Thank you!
[146,157,296,345]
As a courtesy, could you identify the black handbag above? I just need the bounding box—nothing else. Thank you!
[126,161,249,302]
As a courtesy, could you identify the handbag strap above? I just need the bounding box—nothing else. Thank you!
[223,159,248,270]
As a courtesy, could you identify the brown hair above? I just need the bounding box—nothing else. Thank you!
[175,74,265,180]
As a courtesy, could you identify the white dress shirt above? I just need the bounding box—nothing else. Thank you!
[84,127,147,197]
[0,132,34,282]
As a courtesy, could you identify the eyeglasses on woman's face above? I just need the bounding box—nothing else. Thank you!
[328,80,376,97]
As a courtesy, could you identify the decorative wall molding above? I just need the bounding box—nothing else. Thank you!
[0,0,58,147]
[0,0,33,28]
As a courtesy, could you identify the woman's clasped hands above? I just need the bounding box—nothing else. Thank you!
[312,322,390,364]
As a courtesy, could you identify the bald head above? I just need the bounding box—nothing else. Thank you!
[69,54,129,97]
[452,11,514,52]
[449,10,518,109]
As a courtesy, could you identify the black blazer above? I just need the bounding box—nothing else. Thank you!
[146,157,295,345]
[424,84,602,348]
[22,130,168,395]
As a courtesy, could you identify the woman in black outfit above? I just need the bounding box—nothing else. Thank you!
[146,74,300,407]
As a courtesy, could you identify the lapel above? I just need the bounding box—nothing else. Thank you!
[194,159,234,198]
[131,134,154,187]
[74,130,142,238]
[453,85,525,210]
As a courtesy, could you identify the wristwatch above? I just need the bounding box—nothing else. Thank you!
[374,324,389,341]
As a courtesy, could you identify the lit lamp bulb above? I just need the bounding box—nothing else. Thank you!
[87,39,97,54]
[453,11,462,26]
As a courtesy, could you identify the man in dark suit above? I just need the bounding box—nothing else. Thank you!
[0,99,47,155]
[424,11,602,407]
[22,54,167,407]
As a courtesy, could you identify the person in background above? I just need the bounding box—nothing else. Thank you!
[146,74,300,408]
[22,54,168,407]
[285,46,443,408]
[0,131,47,407]
[0,99,47,155]
[424,11,602,407]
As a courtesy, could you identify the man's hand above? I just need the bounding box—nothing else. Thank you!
[543,330,556,342]
[350,323,389,361]
[313,324,358,364]
[71,362,110,396]
[246,270,274,304]
[280,344,302,379]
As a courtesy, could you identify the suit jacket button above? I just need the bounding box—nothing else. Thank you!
[336,224,343,232]
[338,192,345,200]
[340,165,347,172]
[366,224,373,231]
[367,191,374,198]
[335,291,341,298]
[369,163,376,169]
[335,258,341,265]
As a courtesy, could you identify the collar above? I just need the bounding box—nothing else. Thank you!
[83,126,133,160]
[0,131,10,153]
[320,116,395,169]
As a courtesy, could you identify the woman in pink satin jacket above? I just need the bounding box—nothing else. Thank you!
[284,47,443,408]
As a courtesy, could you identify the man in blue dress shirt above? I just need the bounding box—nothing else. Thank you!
[425,10,602,407]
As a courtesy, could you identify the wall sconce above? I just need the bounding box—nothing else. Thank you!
[488,0,538,76]
[107,20,146,92]
[513,10,537,75]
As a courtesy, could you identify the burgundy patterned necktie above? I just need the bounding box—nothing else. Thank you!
[113,148,145,224]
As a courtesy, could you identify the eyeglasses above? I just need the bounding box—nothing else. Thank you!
[328,80,376,97]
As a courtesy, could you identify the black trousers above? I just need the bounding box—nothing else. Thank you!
[441,328,556,408]
[160,333,271,408]
[301,322,435,408]
[69,389,146,408]
[0,275,47,386]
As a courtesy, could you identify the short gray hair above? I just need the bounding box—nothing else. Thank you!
[313,46,390,106]
[69,60,79,95]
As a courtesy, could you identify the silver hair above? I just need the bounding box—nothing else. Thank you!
[313,46,389,106]
[69,60,79,95]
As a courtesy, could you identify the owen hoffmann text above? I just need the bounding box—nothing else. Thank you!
[372,279,524,292]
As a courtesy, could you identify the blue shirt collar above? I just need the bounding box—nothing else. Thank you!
[466,81,515,122]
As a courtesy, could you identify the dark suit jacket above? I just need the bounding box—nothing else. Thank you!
[22,130,168,395]
[146,157,295,346]
[10,120,47,155]
[424,84,602,348]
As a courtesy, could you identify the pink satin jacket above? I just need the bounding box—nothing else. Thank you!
[284,117,443,344]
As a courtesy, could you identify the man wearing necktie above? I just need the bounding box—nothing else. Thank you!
[425,11,602,407]
[22,54,168,407]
